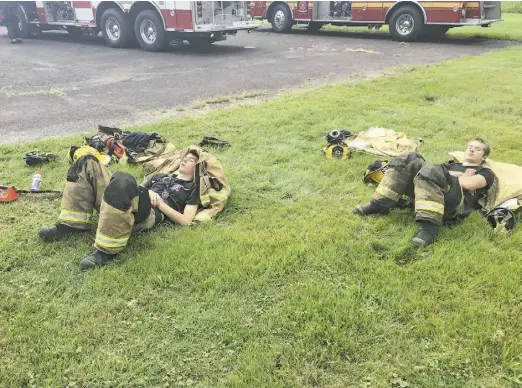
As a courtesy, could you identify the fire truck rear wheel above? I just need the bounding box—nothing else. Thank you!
[270,4,292,33]
[389,5,424,42]
[15,4,32,39]
[134,10,166,52]
[101,8,131,48]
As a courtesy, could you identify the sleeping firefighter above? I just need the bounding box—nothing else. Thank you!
[39,145,229,269]
[353,138,496,248]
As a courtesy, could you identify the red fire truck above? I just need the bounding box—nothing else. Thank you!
[250,1,502,41]
[0,1,254,51]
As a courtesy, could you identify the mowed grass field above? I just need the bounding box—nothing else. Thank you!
[1,43,521,388]
[502,1,522,13]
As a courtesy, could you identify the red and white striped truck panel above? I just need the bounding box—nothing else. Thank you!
[35,1,94,25]
[160,2,193,30]
[33,1,190,30]
[29,1,250,32]
[112,1,194,30]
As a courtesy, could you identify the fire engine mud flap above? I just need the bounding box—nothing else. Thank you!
[186,36,224,47]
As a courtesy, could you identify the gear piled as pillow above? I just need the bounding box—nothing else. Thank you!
[142,146,230,222]
[65,125,231,222]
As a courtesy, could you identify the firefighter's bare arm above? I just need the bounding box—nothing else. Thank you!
[157,202,198,225]
[449,171,464,178]
[458,175,488,191]
[148,190,197,225]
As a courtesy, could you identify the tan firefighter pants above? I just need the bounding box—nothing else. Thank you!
[59,157,159,254]
[372,152,465,226]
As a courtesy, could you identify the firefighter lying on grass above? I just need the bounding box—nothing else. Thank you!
[353,138,496,248]
[39,149,201,269]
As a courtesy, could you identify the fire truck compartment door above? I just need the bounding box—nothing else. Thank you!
[73,2,94,23]
[353,2,383,22]
[41,1,77,23]
[314,1,331,19]
[482,1,501,20]
[163,1,188,30]
[194,1,248,28]
[427,2,462,23]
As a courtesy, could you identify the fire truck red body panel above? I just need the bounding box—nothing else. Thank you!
[17,1,251,31]
[1,1,254,50]
[251,1,502,28]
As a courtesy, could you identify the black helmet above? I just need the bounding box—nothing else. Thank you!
[486,207,517,232]
[326,130,352,144]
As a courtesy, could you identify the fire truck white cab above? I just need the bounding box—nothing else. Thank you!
[1,1,254,51]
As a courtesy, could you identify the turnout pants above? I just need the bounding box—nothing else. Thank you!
[59,157,159,254]
[3,5,22,40]
[372,152,465,226]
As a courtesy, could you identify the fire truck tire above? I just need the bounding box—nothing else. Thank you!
[270,4,292,33]
[134,10,166,52]
[15,4,32,39]
[101,8,131,48]
[389,5,424,42]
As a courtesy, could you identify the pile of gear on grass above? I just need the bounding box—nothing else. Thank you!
[322,126,521,236]
[1,125,232,223]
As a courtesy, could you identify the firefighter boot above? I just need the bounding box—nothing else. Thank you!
[412,221,439,248]
[353,198,396,216]
[39,222,87,241]
[80,250,115,270]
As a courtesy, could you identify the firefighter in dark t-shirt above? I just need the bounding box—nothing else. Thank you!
[39,150,201,269]
[143,171,200,224]
[353,139,495,248]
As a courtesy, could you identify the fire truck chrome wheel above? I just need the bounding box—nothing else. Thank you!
[106,17,121,41]
[274,10,286,30]
[140,19,157,44]
[396,14,414,36]
[134,10,166,52]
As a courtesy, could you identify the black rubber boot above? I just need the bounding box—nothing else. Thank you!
[412,221,439,248]
[39,223,87,241]
[80,250,115,270]
[353,199,395,216]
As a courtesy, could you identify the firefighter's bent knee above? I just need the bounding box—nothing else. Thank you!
[416,164,447,187]
[103,173,139,212]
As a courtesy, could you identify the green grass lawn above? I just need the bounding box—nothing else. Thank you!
[1,46,522,387]
[321,13,522,42]
[502,1,522,13]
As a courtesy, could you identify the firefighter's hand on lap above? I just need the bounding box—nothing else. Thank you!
[149,190,162,207]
